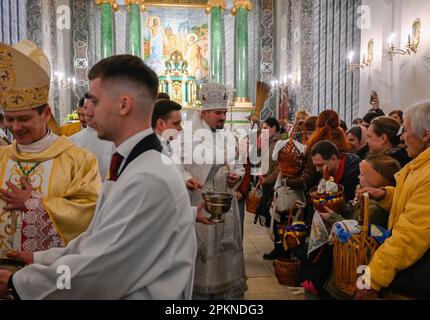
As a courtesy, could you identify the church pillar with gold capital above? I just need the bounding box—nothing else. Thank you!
[126,0,145,57]
[232,0,252,105]
[206,1,226,84]
[96,0,119,58]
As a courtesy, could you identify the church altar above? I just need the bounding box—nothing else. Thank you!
[96,0,256,129]
[159,51,197,107]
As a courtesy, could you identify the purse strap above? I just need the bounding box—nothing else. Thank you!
[287,201,304,226]
[251,181,261,197]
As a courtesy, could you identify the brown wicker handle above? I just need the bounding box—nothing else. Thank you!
[251,181,261,197]
[287,201,303,226]
[290,122,307,144]
[361,193,370,238]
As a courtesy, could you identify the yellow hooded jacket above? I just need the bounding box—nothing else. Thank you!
[369,147,430,290]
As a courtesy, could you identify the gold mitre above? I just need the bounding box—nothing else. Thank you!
[0,40,51,112]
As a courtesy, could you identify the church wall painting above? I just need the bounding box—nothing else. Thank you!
[143,0,208,7]
[142,8,209,81]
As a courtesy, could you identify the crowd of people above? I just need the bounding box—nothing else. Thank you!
[0,39,429,300]
[251,99,429,300]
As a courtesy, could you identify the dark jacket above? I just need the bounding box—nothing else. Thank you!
[339,153,361,202]
[355,144,369,160]
[285,155,318,192]
[368,108,385,116]
[385,145,412,168]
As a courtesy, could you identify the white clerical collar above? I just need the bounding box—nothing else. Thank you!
[116,128,153,159]
[156,133,170,146]
[17,130,59,153]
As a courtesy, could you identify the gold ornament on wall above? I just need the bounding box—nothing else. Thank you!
[125,0,146,12]
[385,18,421,61]
[347,39,373,72]
[205,0,226,14]
[409,18,421,54]
[231,0,252,16]
[95,0,120,12]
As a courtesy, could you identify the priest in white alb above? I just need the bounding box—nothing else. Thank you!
[172,83,247,300]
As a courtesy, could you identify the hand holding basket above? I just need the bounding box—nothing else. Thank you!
[333,194,379,296]
[246,181,262,214]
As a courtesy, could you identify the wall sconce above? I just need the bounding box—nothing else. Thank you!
[271,74,298,90]
[348,39,374,72]
[52,71,77,90]
[385,18,421,61]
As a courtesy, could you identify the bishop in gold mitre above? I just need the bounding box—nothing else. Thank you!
[0,40,102,255]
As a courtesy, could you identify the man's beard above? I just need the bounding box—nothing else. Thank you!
[216,122,225,130]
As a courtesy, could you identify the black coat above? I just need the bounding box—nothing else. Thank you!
[385,145,412,168]
[339,153,361,202]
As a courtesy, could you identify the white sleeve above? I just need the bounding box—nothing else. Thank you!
[13,173,195,300]
[191,206,197,220]
[180,166,193,182]
[170,134,194,183]
[33,233,85,266]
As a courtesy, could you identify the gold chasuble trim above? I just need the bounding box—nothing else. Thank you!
[43,153,66,244]
[42,197,66,244]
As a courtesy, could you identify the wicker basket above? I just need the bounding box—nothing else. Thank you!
[275,258,300,286]
[278,136,305,178]
[309,184,345,214]
[333,195,379,296]
[282,202,308,250]
[246,182,262,214]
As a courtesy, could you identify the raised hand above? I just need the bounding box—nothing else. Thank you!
[0,177,33,212]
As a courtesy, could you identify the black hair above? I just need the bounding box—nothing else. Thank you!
[151,99,182,129]
[35,104,49,115]
[156,92,171,100]
[347,126,363,141]
[339,120,348,132]
[88,54,159,99]
[389,109,404,123]
[363,112,380,125]
[310,140,341,160]
[78,93,88,108]
[263,117,281,132]
[370,116,401,147]
[352,118,364,125]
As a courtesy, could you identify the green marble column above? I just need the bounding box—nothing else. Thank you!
[210,7,224,84]
[127,3,141,57]
[100,3,114,58]
[235,7,249,101]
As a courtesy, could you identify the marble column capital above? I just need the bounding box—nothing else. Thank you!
[205,0,226,14]
[95,0,119,12]
[231,0,252,15]
[125,0,146,12]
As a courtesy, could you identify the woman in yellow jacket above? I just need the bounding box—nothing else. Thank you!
[355,101,430,299]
